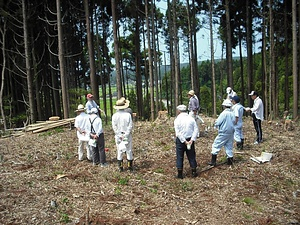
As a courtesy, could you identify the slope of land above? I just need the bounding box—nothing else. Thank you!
[0,116,299,224]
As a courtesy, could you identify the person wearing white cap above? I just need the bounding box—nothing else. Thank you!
[231,96,244,150]
[74,104,91,161]
[226,87,237,100]
[208,99,235,166]
[112,97,134,172]
[245,91,264,144]
[85,107,108,167]
[174,104,199,179]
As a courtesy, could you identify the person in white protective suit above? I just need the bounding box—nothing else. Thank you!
[187,90,204,137]
[231,96,245,150]
[112,97,134,172]
[208,99,235,166]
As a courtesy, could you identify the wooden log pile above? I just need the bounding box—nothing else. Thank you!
[25,117,75,133]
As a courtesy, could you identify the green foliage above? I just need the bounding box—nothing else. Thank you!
[242,197,255,205]
[118,176,129,185]
[181,181,193,191]
[153,168,164,173]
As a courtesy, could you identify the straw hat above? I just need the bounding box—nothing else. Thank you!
[176,105,187,112]
[113,97,130,110]
[75,104,85,112]
[188,90,195,96]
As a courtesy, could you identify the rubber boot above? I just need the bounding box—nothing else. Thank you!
[208,154,217,166]
[236,142,242,150]
[227,157,234,165]
[240,139,244,150]
[192,168,198,177]
[118,160,123,172]
[128,160,133,172]
[177,169,183,179]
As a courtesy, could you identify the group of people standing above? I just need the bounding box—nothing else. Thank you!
[74,94,134,172]
[174,88,264,179]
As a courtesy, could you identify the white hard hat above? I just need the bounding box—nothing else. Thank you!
[222,99,232,107]
[226,87,232,94]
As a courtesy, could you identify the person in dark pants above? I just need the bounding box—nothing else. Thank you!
[245,91,264,144]
[86,108,108,167]
[174,105,199,179]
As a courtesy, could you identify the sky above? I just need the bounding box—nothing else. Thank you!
[156,0,261,65]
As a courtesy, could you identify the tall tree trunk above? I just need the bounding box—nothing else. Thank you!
[84,0,98,101]
[238,25,244,105]
[269,0,276,118]
[284,0,289,111]
[173,0,180,111]
[134,0,143,118]
[262,0,268,119]
[145,0,155,121]
[192,0,199,99]
[22,0,36,123]
[111,0,122,98]
[47,30,61,118]
[56,0,69,118]
[224,0,233,88]
[246,0,253,106]
[151,0,159,116]
[292,0,298,119]
[0,19,7,130]
[186,0,195,90]
[209,0,216,117]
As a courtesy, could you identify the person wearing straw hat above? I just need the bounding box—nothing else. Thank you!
[174,104,199,179]
[86,107,108,167]
[74,104,91,161]
[208,99,235,166]
[112,97,134,172]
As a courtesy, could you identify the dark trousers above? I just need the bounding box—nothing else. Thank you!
[176,137,197,169]
[91,133,106,164]
[252,114,262,142]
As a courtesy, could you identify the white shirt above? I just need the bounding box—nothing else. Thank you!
[74,112,89,139]
[112,110,133,137]
[174,112,198,143]
[250,96,264,121]
[85,114,103,137]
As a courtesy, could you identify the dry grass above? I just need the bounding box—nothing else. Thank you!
[0,116,299,225]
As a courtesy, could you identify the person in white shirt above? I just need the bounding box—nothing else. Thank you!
[226,87,237,100]
[174,104,199,179]
[112,97,134,172]
[245,91,264,144]
[74,104,91,161]
[231,96,245,150]
[86,108,108,167]
[208,99,235,166]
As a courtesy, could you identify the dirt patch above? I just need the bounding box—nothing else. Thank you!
[0,116,299,224]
